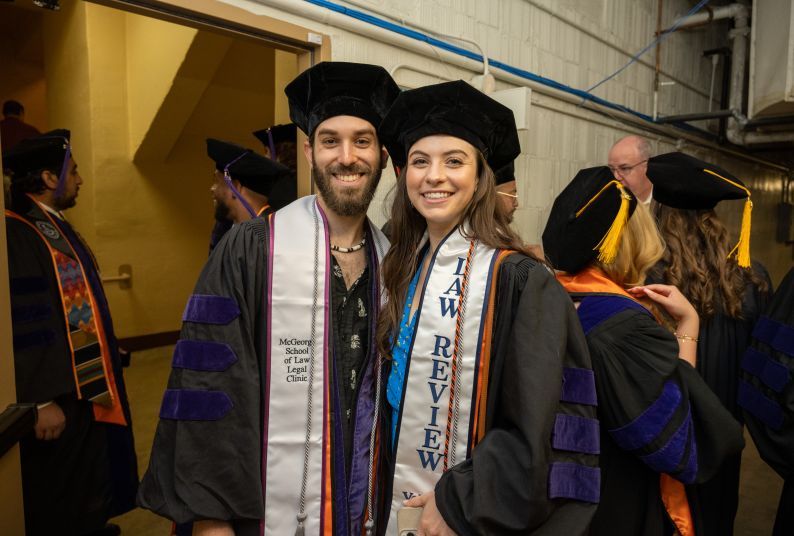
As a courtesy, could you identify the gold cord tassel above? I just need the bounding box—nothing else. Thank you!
[728,198,753,268]
[595,187,632,265]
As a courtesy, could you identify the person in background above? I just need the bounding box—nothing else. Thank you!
[1,99,41,151]
[494,160,518,223]
[607,134,653,204]
[378,80,599,535]
[645,152,772,536]
[206,139,290,252]
[253,123,299,211]
[4,130,138,536]
[740,267,794,536]
[543,165,744,536]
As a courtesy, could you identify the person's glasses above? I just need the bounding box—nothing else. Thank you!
[608,159,648,177]
[497,191,518,199]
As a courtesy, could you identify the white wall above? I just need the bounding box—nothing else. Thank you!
[223,0,792,284]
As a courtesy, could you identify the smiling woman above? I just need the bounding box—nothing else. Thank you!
[376,80,600,535]
[405,135,479,239]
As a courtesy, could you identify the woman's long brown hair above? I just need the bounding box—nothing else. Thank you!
[651,203,769,319]
[375,152,537,359]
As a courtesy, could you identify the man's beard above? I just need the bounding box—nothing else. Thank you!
[214,199,232,222]
[312,160,382,217]
[53,191,78,210]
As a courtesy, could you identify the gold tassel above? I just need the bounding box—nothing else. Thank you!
[728,198,753,268]
[703,168,753,268]
[595,186,632,265]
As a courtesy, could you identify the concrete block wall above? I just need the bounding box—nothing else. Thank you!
[234,0,791,284]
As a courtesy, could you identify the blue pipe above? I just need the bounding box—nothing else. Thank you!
[303,0,713,138]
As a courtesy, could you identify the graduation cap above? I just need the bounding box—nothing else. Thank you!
[3,129,72,197]
[495,160,515,185]
[206,138,290,217]
[542,166,637,274]
[647,151,753,267]
[378,80,520,172]
[285,61,400,136]
[252,123,298,159]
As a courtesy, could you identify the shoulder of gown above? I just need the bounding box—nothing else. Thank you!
[583,301,744,484]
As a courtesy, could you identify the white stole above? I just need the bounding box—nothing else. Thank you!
[264,195,388,534]
[387,227,498,535]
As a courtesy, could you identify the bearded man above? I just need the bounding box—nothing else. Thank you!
[138,62,400,536]
[3,130,138,535]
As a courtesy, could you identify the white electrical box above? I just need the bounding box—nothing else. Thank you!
[749,0,794,118]
[489,87,532,130]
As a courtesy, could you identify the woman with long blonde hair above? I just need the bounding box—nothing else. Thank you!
[543,166,744,536]
[645,152,772,536]
[377,80,599,535]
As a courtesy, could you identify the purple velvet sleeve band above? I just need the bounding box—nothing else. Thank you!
[738,379,784,430]
[680,431,698,484]
[609,380,682,452]
[548,462,601,503]
[182,294,241,325]
[753,316,779,346]
[159,389,233,421]
[172,339,238,372]
[560,367,598,406]
[552,414,600,455]
[773,323,794,357]
[753,316,794,356]
[741,347,791,393]
[639,409,696,482]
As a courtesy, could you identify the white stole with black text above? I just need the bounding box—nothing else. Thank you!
[264,195,388,535]
[387,227,498,535]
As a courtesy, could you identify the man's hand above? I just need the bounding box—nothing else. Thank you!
[193,520,234,536]
[35,402,66,441]
[404,491,457,536]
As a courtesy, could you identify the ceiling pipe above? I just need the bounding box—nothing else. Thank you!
[745,115,794,129]
[338,0,493,90]
[671,3,794,145]
[661,3,745,30]
[236,0,789,170]
[656,109,735,123]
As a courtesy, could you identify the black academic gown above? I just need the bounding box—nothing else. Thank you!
[565,287,745,536]
[138,217,391,536]
[208,206,275,254]
[6,199,138,535]
[421,255,600,535]
[740,267,794,536]
[648,261,771,535]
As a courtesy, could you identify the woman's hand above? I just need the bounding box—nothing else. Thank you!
[404,491,457,536]
[628,283,699,367]
[627,284,698,324]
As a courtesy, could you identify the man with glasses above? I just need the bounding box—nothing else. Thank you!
[495,160,519,222]
[608,135,653,204]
